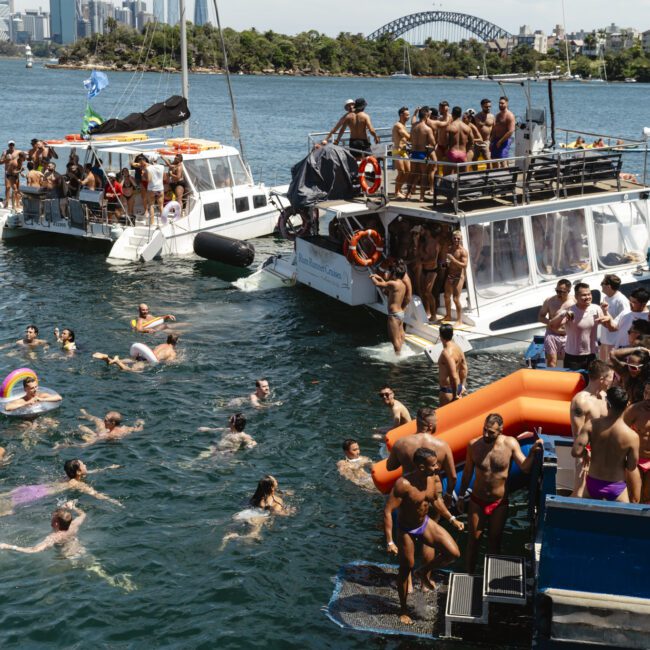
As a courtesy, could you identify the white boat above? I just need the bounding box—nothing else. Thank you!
[25,45,33,69]
[625,78,637,83]
[390,44,411,79]
[248,115,650,353]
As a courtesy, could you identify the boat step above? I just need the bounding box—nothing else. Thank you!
[483,555,526,605]
[444,573,487,637]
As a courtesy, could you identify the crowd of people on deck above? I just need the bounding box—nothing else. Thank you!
[0,139,190,224]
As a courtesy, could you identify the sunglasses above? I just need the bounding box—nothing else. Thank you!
[626,363,644,370]
[379,392,392,397]
[556,289,569,294]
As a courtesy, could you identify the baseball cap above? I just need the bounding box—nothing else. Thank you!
[107,171,117,178]
[8,140,15,145]
[344,98,354,108]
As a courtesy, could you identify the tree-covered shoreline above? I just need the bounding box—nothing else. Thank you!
[18,22,650,81]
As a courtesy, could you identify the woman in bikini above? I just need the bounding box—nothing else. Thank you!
[120,167,137,216]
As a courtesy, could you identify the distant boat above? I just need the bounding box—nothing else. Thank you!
[391,44,411,79]
[48,57,59,64]
[25,45,33,69]
[625,77,637,83]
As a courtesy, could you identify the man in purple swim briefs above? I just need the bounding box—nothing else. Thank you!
[489,96,516,168]
[572,386,639,502]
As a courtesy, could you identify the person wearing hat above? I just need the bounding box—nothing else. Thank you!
[334,97,380,159]
[104,171,124,222]
[321,99,356,146]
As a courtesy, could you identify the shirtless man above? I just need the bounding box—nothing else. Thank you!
[370,260,409,354]
[337,439,373,490]
[441,106,472,169]
[438,323,468,404]
[490,96,516,169]
[0,501,85,554]
[386,407,457,508]
[0,459,120,516]
[165,153,186,213]
[321,98,355,145]
[458,413,542,572]
[4,152,26,209]
[134,303,176,333]
[406,108,436,201]
[384,448,462,624]
[1,140,20,208]
[473,98,494,163]
[16,324,48,348]
[442,230,468,325]
[573,386,638,502]
[77,409,145,445]
[93,333,179,371]
[4,377,62,413]
[623,379,650,503]
[26,161,44,187]
[198,413,257,456]
[538,279,575,367]
[251,378,271,407]
[434,101,451,163]
[334,97,379,158]
[378,385,412,428]
[569,360,614,496]
[462,110,483,163]
[418,224,440,320]
[391,107,411,198]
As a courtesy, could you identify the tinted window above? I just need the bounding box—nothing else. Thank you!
[184,159,214,192]
[253,195,267,208]
[204,202,221,220]
[235,197,249,213]
[209,157,232,189]
[228,155,251,185]
[593,201,648,268]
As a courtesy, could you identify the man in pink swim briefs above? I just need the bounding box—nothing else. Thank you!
[443,106,473,166]
[538,279,575,367]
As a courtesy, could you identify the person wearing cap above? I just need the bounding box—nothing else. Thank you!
[392,107,411,198]
[334,97,380,159]
[104,172,124,222]
[321,99,355,146]
[145,155,165,225]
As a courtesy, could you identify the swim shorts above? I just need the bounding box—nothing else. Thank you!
[409,150,427,161]
[490,137,513,160]
[349,138,371,153]
[544,332,566,357]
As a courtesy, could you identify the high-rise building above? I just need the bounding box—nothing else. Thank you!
[50,0,77,44]
[194,0,208,26]
[153,0,165,23]
[21,10,50,41]
[0,0,10,42]
[167,0,178,26]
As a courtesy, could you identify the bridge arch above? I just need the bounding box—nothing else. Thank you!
[367,11,511,43]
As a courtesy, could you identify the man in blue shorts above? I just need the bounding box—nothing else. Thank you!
[490,96,515,169]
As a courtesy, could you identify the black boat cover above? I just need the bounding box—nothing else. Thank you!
[286,144,358,208]
[89,95,190,135]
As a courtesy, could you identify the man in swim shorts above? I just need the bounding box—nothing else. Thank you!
[250,378,271,407]
[16,324,48,348]
[378,384,412,429]
[406,107,436,200]
[0,501,86,554]
[384,448,462,625]
[77,409,145,444]
[337,439,373,490]
[334,97,380,159]
[391,107,411,198]
[442,230,468,325]
[4,377,62,413]
[489,96,516,168]
[370,260,409,355]
[458,413,542,572]
[437,324,468,404]
[538,279,574,367]
[386,407,457,509]
[573,386,638,502]
[93,333,179,371]
[134,303,176,333]
[624,379,650,503]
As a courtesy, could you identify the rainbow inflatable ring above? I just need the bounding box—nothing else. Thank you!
[0,368,37,398]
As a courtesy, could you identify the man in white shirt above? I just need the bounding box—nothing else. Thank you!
[145,155,165,225]
[609,286,650,349]
[598,274,629,360]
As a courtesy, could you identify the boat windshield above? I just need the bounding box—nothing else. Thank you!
[468,217,530,300]
[182,154,251,191]
[592,201,648,267]
[532,209,591,281]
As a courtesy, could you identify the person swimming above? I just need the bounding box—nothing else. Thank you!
[197,413,256,457]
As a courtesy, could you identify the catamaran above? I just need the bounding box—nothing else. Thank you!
[390,44,412,79]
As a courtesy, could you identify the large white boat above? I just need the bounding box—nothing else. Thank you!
[249,113,650,353]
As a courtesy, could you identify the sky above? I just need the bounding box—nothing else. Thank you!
[12,1,650,36]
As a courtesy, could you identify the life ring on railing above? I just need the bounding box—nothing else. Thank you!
[358,156,382,194]
[347,229,384,267]
[65,134,85,142]
[161,201,182,223]
[278,206,313,241]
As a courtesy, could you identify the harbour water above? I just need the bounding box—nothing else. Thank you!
[0,58,648,648]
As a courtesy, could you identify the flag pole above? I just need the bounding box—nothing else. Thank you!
[179,0,190,138]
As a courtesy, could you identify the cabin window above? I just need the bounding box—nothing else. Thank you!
[468,217,530,299]
[532,209,591,280]
[183,159,215,192]
[593,201,648,268]
[204,202,221,220]
[235,197,249,213]
[253,195,267,209]
[209,158,232,189]
[228,155,251,186]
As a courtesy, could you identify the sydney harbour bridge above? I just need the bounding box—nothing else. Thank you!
[367,11,512,45]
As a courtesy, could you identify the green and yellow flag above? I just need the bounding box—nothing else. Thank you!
[81,103,104,136]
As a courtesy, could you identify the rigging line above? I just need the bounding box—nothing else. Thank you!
[211,0,246,163]
[155,21,166,101]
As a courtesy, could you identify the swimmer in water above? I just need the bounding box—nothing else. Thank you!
[197,413,256,456]
[53,327,76,352]
[0,501,85,554]
[93,333,179,371]
[4,377,62,413]
[250,378,270,407]
[74,409,145,445]
[0,459,121,516]
[16,324,48,348]
[337,439,374,491]
[134,303,176,333]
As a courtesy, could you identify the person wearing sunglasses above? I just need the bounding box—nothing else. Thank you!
[608,286,650,350]
[377,385,411,429]
[538,279,574,367]
[598,274,629,361]
[609,345,650,404]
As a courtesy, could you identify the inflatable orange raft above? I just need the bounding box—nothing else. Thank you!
[371,369,585,494]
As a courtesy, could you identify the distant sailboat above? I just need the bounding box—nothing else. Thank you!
[391,44,412,79]
[25,45,33,69]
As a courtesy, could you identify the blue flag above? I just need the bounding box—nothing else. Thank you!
[83,70,109,99]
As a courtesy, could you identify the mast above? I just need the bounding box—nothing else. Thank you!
[179,0,190,137]
[561,0,571,77]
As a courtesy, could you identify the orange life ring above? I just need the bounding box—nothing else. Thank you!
[158,149,178,156]
[347,229,383,267]
[45,139,67,145]
[358,156,382,194]
[65,134,85,142]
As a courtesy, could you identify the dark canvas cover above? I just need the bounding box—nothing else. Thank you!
[287,144,358,208]
[89,96,190,135]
